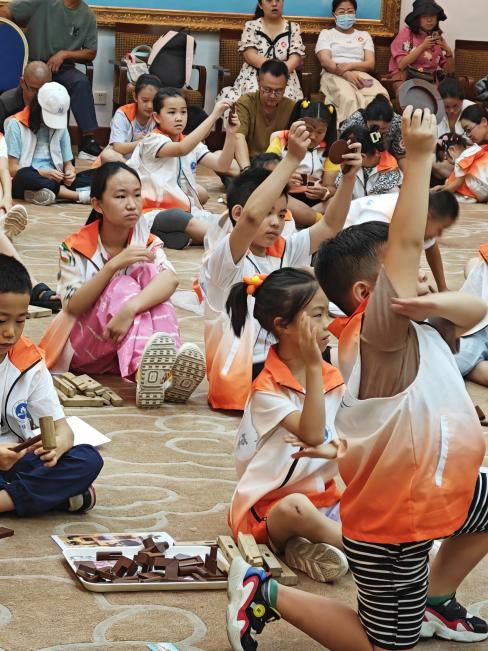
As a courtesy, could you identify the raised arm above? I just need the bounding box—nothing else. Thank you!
[383,107,437,297]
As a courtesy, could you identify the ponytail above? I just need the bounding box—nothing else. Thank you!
[254,2,264,18]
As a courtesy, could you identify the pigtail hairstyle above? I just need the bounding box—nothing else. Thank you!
[226,267,319,337]
[287,99,338,150]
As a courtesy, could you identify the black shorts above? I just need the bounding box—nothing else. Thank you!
[344,468,488,650]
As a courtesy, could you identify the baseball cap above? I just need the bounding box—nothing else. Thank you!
[37,82,70,129]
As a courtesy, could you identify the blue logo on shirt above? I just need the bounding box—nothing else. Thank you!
[191,161,197,172]
[14,402,28,420]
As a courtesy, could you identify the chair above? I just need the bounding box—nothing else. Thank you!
[0,18,28,93]
[455,40,488,101]
[112,23,207,112]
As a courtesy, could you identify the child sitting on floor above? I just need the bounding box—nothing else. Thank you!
[201,121,362,411]
[227,268,348,583]
[433,133,488,203]
[128,87,239,247]
[226,107,488,651]
[40,162,205,408]
[336,124,403,199]
[0,131,28,240]
[0,254,103,517]
[5,82,91,206]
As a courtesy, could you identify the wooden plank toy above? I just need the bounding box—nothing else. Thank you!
[0,527,14,539]
[53,376,76,398]
[237,533,263,567]
[26,305,52,319]
[39,416,56,450]
[257,544,283,578]
[276,558,298,586]
[217,535,242,564]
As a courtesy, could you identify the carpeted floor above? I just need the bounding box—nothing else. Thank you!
[0,171,487,651]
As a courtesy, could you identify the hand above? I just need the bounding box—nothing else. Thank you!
[391,293,441,321]
[226,108,241,135]
[287,121,311,163]
[401,106,438,158]
[343,71,363,89]
[63,167,76,187]
[0,445,28,471]
[108,246,154,273]
[421,35,438,51]
[298,312,322,367]
[417,271,433,296]
[305,182,330,201]
[284,433,339,460]
[0,196,12,212]
[46,51,65,73]
[340,141,363,177]
[335,62,352,76]
[288,171,304,188]
[212,99,234,119]
[34,445,59,468]
[40,168,64,183]
[103,303,136,344]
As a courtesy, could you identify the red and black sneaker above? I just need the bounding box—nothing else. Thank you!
[421,596,488,642]
[226,557,280,651]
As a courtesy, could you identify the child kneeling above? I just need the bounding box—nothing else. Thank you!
[227,268,347,582]
[41,162,205,408]
[0,254,102,516]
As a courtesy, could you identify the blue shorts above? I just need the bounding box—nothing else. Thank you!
[455,327,488,376]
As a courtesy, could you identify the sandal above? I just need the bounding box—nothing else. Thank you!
[30,282,62,313]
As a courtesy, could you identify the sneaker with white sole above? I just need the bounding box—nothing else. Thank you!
[164,343,206,403]
[284,536,349,583]
[227,557,280,651]
[24,189,56,205]
[2,204,28,239]
[136,333,176,408]
[421,596,488,642]
[65,485,96,513]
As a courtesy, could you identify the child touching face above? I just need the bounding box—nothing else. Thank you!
[41,162,205,408]
[433,132,488,203]
[226,267,347,582]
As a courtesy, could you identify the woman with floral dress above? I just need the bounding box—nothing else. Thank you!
[217,0,304,104]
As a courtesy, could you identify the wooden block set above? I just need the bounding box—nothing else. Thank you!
[53,372,123,408]
[75,537,226,585]
[217,533,298,586]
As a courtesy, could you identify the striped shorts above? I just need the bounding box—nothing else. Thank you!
[343,469,488,650]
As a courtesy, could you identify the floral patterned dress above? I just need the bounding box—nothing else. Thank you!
[217,18,305,103]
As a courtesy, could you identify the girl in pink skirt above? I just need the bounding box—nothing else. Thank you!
[41,162,205,408]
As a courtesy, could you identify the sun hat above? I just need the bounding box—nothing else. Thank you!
[37,82,70,129]
[405,0,447,28]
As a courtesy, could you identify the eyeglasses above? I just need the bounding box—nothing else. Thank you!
[259,86,285,97]
[463,124,478,137]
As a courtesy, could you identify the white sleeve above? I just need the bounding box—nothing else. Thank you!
[194,141,211,163]
[203,236,246,311]
[140,133,171,160]
[363,32,375,52]
[27,364,65,428]
[0,135,7,158]
[424,237,436,250]
[109,109,132,144]
[315,29,331,54]
[285,229,312,267]
[251,391,298,439]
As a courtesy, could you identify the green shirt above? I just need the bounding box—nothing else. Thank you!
[11,0,97,62]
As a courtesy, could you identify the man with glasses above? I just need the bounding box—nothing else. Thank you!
[0,61,51,133]
[235,60,295,171]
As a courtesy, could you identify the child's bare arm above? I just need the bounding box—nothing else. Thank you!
[434,176,463,194]
[8,155,20,177]
[229,121,310,263]
[200,111,240,173]
[0,157,12,211]
[383,108,437,298]
[391,291,487,338]
[425,241,448,291]
[33,418,74,468]
[112,140,140,156]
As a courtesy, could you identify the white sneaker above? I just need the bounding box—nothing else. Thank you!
[24,189,56,206]
[164,343,206,403]
[2,204,28,239]
[284,536,349,583]
[136,334,176,409]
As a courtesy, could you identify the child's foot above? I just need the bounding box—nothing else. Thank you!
[64,485,97,513]
[164,343,206,403]
[136,333,176,408]
[421,596,488,642]
[284,536,349,583]
[24,189,56,205]
[227,557,280,651]
[2,204,28,239]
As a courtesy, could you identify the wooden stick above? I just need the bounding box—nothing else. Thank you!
[237,533,263,566]
[40,416,56,450]
[257,544,283,577]
[9,433,42,453]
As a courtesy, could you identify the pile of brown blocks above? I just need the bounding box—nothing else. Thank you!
[53,372,123,408]
[75,537,227,585]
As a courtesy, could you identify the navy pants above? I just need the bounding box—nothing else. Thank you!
[12,167,92,199]
[53,64,98,133]
[0,444,103,516]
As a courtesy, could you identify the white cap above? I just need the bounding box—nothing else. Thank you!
[37,82,70,129]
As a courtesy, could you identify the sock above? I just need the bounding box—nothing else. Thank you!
[427,592,455,607]
[260,577,279,609]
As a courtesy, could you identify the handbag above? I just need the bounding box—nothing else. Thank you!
[122,45,152,85]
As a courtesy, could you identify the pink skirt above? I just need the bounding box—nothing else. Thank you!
[69,262,181,380]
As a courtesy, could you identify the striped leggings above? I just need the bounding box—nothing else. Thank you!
[344,468,488,650]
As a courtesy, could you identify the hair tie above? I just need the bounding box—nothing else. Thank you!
[243,273,267,295]
[301,99,310,109]
[328,105,334,114]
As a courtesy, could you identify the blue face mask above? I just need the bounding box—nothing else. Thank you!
[335,14,356,30]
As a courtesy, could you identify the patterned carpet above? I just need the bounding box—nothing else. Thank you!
[0,171,487,651]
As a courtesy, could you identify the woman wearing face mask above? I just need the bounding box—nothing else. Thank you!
[315,0,389,124]
[389,0,454,92]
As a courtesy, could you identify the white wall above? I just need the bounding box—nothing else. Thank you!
[90,0,486,127]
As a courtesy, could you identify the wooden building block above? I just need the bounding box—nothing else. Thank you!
[257,544,283,578]
[27,305,52,318]
[60,395,105,407]
[217,535,242,564]
[0,526,14,539]
[52,376,76,398]
[276,559,298,586]
[103,388,124,406]
[237,533,263,567]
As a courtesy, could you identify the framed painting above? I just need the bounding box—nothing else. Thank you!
[89,0,401,36]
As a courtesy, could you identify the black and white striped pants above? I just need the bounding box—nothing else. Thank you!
[343,469,488,650]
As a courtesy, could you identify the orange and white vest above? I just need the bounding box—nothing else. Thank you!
[335,315,485,543]
[350,150,402,199]
[6,106,64,171]
[229,346,344,538]
[459,243,488,337]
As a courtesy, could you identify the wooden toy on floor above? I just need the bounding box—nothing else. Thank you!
[54,372,124,407]
[0,527,14,539]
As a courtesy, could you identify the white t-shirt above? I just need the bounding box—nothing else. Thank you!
[0,134,7,159]
[315,28,374,64]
